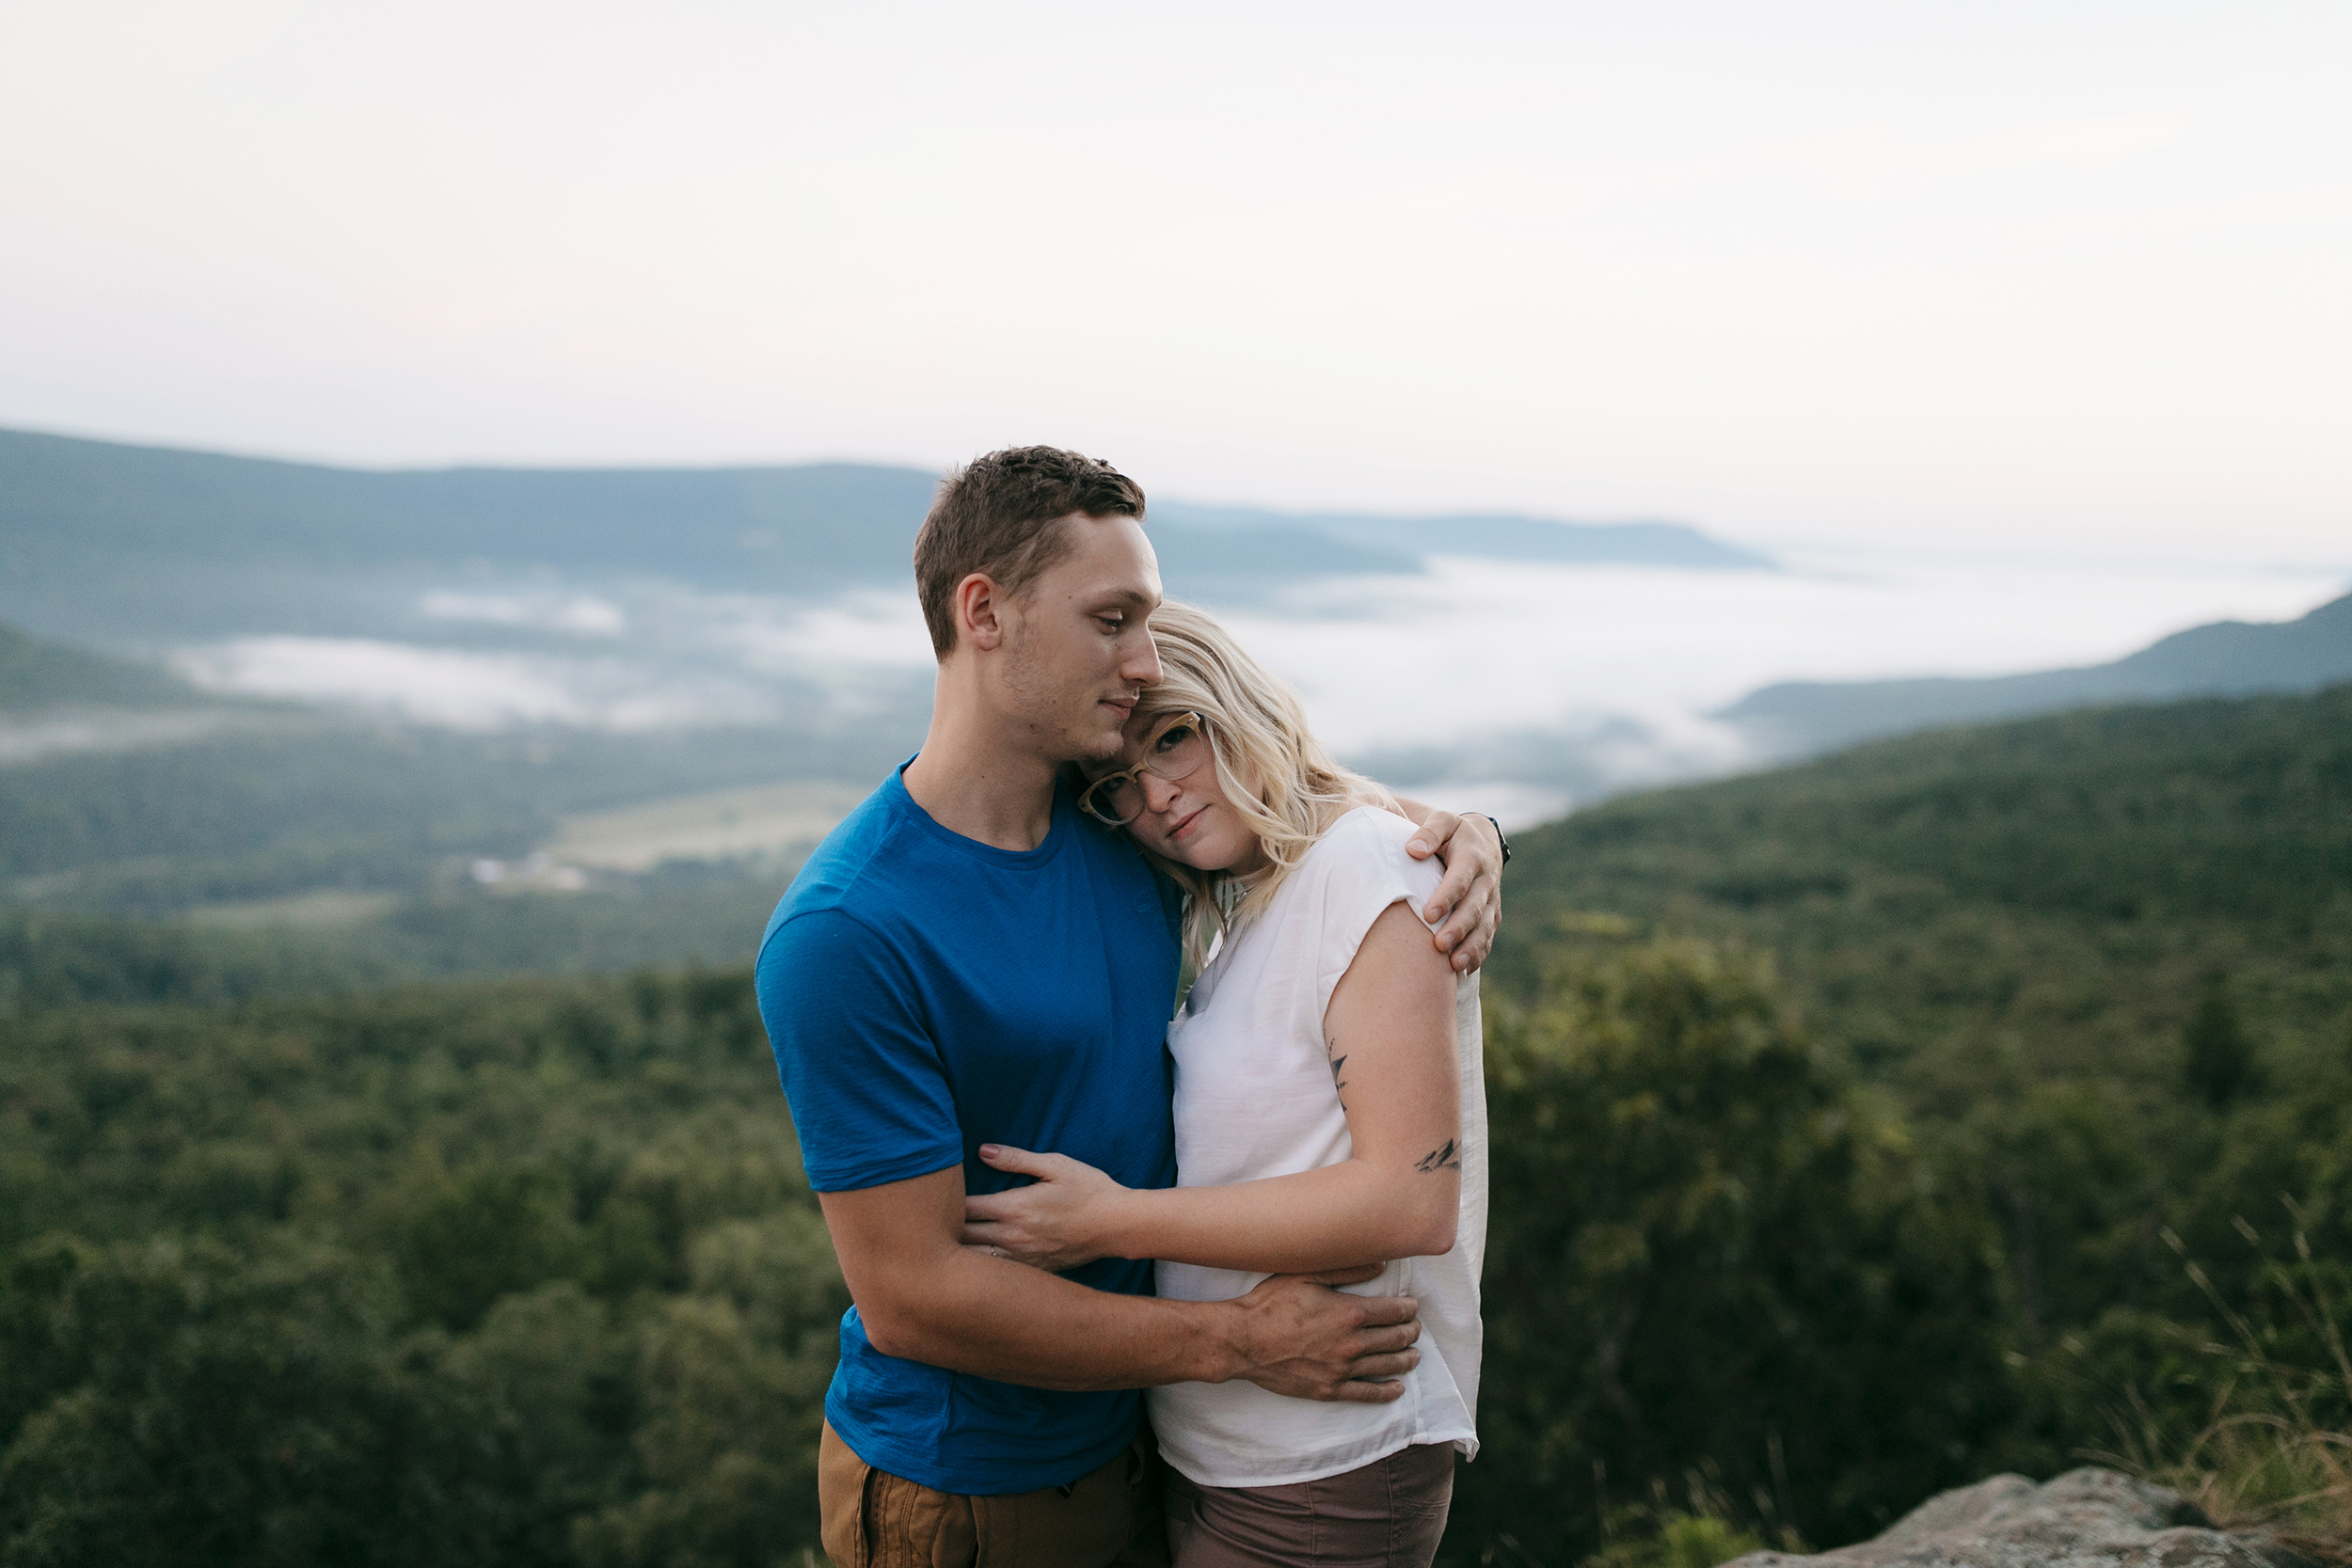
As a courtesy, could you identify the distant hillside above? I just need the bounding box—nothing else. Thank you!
[1487,673,2352,1227]
[1150,499,1775,571]
[1720,589,2352,755]
[1485,681,2352,1386]
[0,681,916,916]
[0,622,204,713]
[0,427,1766,640]
[1505,683,2352,958]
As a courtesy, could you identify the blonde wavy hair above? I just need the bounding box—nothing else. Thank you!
[1131,600,1397,971]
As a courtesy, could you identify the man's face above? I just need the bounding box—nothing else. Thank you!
[997,513,1165,767]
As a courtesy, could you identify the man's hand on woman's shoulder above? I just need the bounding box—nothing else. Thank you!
[1395,806,1504,973]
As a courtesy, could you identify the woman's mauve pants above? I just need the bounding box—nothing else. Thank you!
[1161,1443,1455,1568]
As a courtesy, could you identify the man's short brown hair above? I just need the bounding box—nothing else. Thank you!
[914,447,1148,658]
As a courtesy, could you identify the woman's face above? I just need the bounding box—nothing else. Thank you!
[1108,711,1270,878]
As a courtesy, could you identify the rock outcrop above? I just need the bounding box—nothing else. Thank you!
[1727,1467,2318,1568]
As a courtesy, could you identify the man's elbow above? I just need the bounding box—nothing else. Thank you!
[853,1297,937,1361]
[857,1306,912,1359]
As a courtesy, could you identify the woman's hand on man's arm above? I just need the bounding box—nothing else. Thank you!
[968,900,1464,1277]
[818,1164,1424,1401]
[961,1145,1129,1272]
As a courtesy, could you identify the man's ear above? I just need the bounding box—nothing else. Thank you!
[956,573,1007,653]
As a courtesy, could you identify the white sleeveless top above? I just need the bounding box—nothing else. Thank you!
[1147,807,1487,1488]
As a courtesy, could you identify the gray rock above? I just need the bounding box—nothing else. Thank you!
[1725,1467,2316,1568]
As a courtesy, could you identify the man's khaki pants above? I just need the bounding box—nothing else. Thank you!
[819,1421,1170,1568]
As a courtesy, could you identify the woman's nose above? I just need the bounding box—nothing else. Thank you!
[1140,771,1184,815]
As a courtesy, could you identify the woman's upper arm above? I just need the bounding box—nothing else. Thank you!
[1320,899,1463,1178]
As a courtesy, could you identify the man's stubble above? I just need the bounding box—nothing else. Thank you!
[996,609,1132,772]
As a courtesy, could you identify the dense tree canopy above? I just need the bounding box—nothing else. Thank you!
[6,684,2351,1564]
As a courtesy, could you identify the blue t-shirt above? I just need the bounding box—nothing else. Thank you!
[755,763,1182,1497]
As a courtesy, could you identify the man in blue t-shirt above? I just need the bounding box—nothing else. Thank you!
[756,448,1502,1567]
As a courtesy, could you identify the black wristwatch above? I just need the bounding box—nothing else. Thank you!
[1480,814,1511,866]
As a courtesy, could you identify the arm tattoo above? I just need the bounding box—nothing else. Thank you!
[1326,1039,1348,1110]
[1415,1139,1461,1174]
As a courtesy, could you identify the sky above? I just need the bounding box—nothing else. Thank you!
[2,1,2347,562]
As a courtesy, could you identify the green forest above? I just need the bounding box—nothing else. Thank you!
[0,711,899,920]
[5,683,2350,1566]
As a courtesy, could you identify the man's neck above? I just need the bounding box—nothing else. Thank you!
[901,673,1062,852]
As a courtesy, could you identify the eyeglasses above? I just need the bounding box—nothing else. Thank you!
[1077,711,1210,827]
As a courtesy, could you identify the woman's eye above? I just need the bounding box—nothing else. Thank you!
[1157,725,1195,752]
[1097,615,1125,633]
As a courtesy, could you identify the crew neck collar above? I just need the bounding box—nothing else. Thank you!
[887,757,1073,867]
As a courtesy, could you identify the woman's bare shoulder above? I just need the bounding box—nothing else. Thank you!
[1318,802,1417,855]
[1300,805,1437,903]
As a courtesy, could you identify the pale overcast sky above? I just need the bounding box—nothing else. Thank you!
[2,1,2345,561]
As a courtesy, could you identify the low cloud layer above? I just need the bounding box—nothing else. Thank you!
[419,591,628,637]
[157,555,2345,832]
[172,637,781,732]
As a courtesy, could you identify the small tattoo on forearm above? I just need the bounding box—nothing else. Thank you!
[1415,1139,1461,1173]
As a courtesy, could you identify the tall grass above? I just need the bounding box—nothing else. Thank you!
[2097,1212,2352,1560]
[1573,1467,1804,1568]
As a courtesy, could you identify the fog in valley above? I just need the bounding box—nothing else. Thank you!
[157,541,2350,827]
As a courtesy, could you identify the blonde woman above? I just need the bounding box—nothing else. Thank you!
[961,601,1486,1568]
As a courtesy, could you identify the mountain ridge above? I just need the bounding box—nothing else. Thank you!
[0,426,1770,640]
[0,622,208,714]
[1718,588,2352,756]
[1148,499,1775,570]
